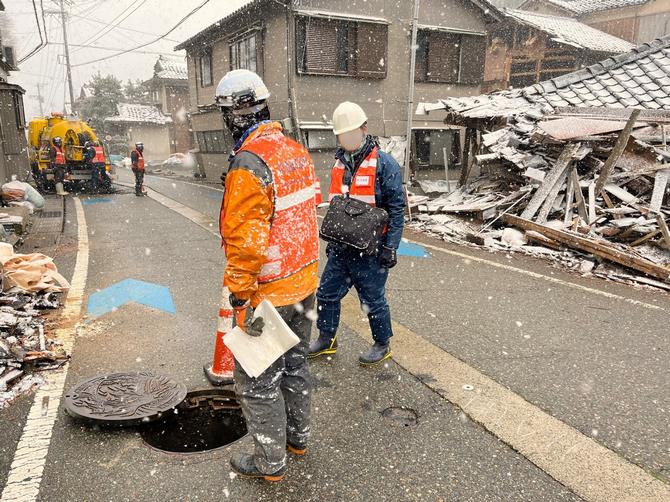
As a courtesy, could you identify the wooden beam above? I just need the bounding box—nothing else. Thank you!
[649,169,670,214]
[656,214,670,248]
[630,229,661,247]
[537,170,567,223]
[594,109,641,194]
[569,168,588,222]
[503,214,670,282]
[521,143,579,220]
[563,179,574,227]
[588,182,597,225]
[459,128,475,186]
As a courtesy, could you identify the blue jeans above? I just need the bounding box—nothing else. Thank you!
[316,245,393,343]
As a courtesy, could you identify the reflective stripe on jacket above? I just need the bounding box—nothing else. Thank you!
[53,146,66,166]
[328,147,378,206]
[93,146,105,164]
[221,121,319,307]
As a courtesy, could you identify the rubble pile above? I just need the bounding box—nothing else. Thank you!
[0,292,65,407]
[413,109,670,289]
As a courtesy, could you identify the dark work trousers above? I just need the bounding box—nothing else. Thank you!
[132,168,144,194]
[53,165,65,183]
[233,293,314,475]
[317,245,393,343]
[90,163,104,192]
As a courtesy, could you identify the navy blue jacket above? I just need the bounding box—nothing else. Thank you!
[335,147,405,250]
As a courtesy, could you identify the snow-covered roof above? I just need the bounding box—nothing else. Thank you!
[418,35,670,118]
[293,9,390,24]
[105,103,172,125]
[527,0,651,15]
[154,55,187,80]
[504,9,635,52]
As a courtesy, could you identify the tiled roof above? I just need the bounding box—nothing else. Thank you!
[504,9,634,52]
[536,0,650,15]
[418,35,670,118]
[154,55,187,80]
[105,103,172,125]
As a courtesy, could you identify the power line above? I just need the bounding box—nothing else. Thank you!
[17,0,47,64]
[72,0,211,67]
[72,0,149,53]
[49,41,178,56]
[67,13,181,43]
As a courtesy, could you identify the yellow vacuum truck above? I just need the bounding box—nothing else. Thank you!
[28,113,108,192]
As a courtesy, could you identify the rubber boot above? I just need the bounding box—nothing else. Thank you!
[230,453,287,482]
[359,341,391,366]
[55,182,68,196]
[307,333,337,359]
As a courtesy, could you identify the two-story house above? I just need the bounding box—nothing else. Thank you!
[144,56,193,154]
[175,0,500,185]
[519,0,670,44]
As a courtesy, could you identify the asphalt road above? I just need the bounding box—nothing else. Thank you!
[0,169,667,501]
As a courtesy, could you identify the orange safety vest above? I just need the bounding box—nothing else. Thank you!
[132,149,145,170]
[93,146,105,164]
[53,146,66,166]
[328,147,378,206]
[236,125,319,284]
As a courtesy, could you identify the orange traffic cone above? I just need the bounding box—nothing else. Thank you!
[204,286,235,385]
[314,178,322,206]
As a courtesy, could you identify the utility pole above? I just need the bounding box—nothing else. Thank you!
[403,0,420,184]
[58,0,76,114]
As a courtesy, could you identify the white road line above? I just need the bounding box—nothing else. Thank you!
[1,198,89,502]
[142,186,670,501]
[341,297,670,502]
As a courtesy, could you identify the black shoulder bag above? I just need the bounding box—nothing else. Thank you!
[319,195,389,255]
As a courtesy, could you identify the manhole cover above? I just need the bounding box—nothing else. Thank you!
[141,388,247,454]
[64,372,187,427]
[381,406,418,427]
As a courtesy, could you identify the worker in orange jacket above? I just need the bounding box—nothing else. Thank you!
[216,69,319,482]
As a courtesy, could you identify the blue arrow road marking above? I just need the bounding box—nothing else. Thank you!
[87,279,176,319]
[81,198,113,206]
[398,241,431,258]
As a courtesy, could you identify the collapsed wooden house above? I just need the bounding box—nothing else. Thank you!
[415,35,670,287]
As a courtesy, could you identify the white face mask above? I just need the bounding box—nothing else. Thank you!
[338,129,365,152]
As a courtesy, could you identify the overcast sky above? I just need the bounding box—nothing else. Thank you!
[4,0,250,118]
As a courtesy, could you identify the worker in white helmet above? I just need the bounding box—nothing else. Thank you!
[308,102,405,365]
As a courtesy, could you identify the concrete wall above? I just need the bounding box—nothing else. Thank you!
[583,0,670,43]
[125,124,171,162]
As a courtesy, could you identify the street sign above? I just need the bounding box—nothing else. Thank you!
[87,278,176,319]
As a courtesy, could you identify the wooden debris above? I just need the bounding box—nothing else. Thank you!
[656,214,670,248]
[594,109,641,194]
[503,214,670,282]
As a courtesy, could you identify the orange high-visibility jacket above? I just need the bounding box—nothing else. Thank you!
[220,121,319,308]
[328,147,379,206]
[93,146,105,164]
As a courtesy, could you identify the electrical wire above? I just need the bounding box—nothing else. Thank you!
[72,0,149,53]
[67,13,182,43]
[72,0,212,67]
[17,0,46,64]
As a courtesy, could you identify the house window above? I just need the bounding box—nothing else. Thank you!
[230,33,260,73]
[304,129,337,151]
[199,48,213,87]
[196,130,228,153]
[296,17,387,78]
[415,30,485,84]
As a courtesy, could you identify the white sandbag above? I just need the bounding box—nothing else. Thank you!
[24,184,45,209]
[223,300,300,378]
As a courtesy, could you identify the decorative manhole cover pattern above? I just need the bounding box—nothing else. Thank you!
[64,372,187,427]
[381,406,419,427]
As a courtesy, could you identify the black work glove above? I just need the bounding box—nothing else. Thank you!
[379,246,397,269]
[230,294,265,337]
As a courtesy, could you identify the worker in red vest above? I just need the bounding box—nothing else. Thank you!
[308,102,405,365]
[216,69,318,482]
[85,141,111,193]
[50,136,68,196]
[130,142,145,196]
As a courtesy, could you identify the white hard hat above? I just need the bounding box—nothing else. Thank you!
[215,69,270,108]
[332,102,368,135]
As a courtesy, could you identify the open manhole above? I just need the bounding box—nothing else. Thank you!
[140,388,247,454]
[381,406,418,427]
